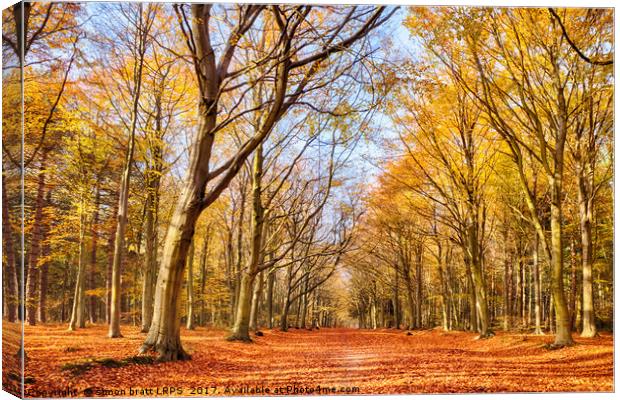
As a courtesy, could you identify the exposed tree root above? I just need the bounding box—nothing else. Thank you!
[108,334,124,338]
[139,337,191,361]
[226,334,253,343]
[544,341,575,350]
[475,331,495,340]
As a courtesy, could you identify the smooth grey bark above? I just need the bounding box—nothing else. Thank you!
[503,222,511,331]
[199,233,209,326]
[578,169,597,337]
[464,261,477,332]
[569,240,577,330]
[299,276,309,329]
[231,180,247,324]
[280,264,294,332]
[370,293,378,330]
[533,233,543,335]
[68,203,87,331]
[437,248,449,331]
[249,271,263,331]
[26,152,48,325]
[141,188,158,332]
[37,190,52,323]
[109,3,150,338]
[141,118,162,333]
[415,244,423,329]
[393,264,400,329]
[230,143,265,341]
[186,241,195,330]
[105,194,119,325]
[87,186,100,324]
[404,267,416,330]
[266,270,275,329]
[2,181,18,322]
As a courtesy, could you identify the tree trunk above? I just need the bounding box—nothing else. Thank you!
[464,262,477,331]
[299,277,309,329]
[522,259,528,328]
[105,197,118,325]
[229,271,254,339]
[516,250,523,328]
[527,264,532,327]
[141,170,160,332]
[579,175,597,338]
[546,69,572,346]
[549,181,573,346]
[88,186,100,324]
[393,264,400,329]
[69,208,87,331]
[462,229,485,336]
[403,262,416,330]
[199,234,209,326]
[37,190,52,323]
[294,287,303,328]
[249,271,263,331]
[312,294,320,329]
[225,225,235,323]
[503,239,511,331]
[37,266,48,324]
[139,45,232,357]
[266,270,275,329]
[108,161,132,338]
[280,293,291,332]
[280,264,294,332]
[186,240,195,330]
[232,181,247,324]
[2,177,19,322]
[140,182,203,360]
[26,153,48,325]
[437,253,449,331]
[470,260,491,337]
[371,294,378,330]
[415,246,423,329]
[109,4,148,337]
[533,233,543,334]
[569,239,577,331]
[230,143,265,340]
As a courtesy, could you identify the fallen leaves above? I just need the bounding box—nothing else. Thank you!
[4,322,613,397]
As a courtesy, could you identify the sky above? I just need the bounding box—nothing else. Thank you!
[81,3,420,201]
[56,3,430,260]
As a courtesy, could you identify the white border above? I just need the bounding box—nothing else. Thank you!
[0,1,615,400]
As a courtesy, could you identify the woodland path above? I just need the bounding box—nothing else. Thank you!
[8,323,613,396]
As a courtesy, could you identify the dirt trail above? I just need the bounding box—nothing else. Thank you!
[8,323,613,396]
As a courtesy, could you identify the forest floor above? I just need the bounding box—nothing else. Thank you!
[3,322,613,397]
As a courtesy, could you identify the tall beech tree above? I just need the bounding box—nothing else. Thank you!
[227,99,366,340]
[140,4,394,360]
[569,49,613,338]
[138,22,193,333]
[557,8,613,338]
[3,2,81,325]
[390,69,498,337]
[106,3,157,338]
[405,7,613,345]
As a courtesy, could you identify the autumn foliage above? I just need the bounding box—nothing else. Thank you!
[1,3,614,398]
[2,322,611,396]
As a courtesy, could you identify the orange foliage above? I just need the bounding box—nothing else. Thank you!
[8,323,612,396]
